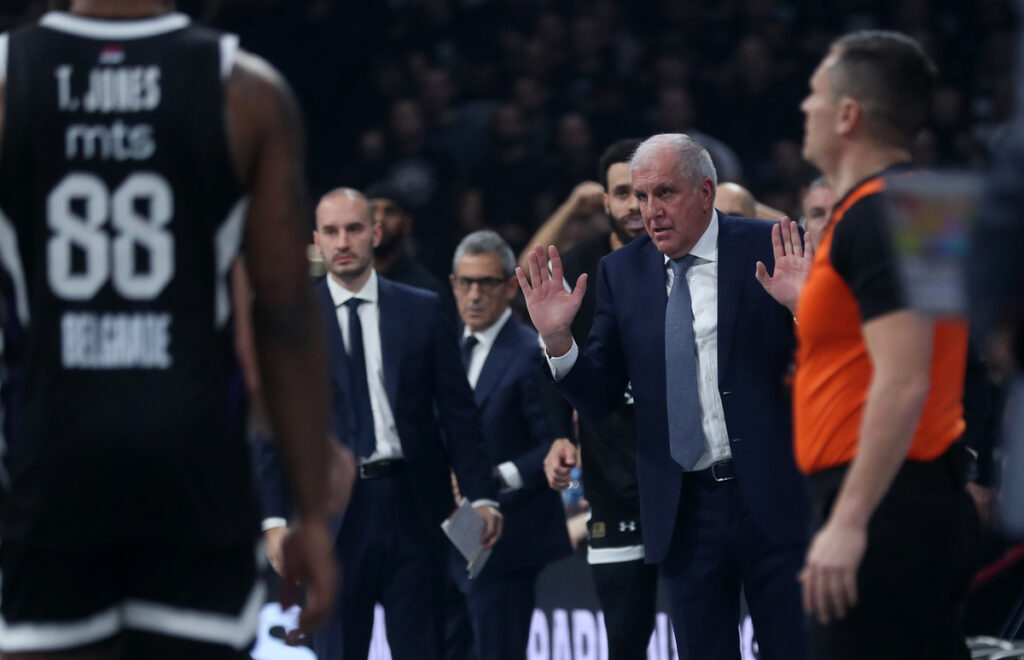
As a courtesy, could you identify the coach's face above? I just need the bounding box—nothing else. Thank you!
[632,148,715,259]
[314,195,381,284]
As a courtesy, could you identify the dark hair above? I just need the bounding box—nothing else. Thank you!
[828,30,936,147]
[598,138,643,190]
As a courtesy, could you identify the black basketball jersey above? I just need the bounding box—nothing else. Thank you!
[0,12,257,547]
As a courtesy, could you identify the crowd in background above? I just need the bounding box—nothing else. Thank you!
[4,0,1015,278]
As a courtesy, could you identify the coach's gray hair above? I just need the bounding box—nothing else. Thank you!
[452,230,517,278]
[630,134,718,190]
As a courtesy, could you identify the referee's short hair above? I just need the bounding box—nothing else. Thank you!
[828,31,936,148]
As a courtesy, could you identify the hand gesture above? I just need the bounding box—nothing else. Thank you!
[474,505,504,550]
[799,518,866,624]
[755,218,813,315]
[544,438,578,490]
[516,245,587,357]
[279,519,338,642]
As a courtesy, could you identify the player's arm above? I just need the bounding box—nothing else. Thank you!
[225,50,341,634]
[516,181,604,272]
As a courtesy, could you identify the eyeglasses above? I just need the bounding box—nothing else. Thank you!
[451,276,506,293]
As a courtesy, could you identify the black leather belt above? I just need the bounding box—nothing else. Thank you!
[358,459,406,479]
[689,460,736,483]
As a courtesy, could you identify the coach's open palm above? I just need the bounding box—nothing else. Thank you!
[515,245,587,357]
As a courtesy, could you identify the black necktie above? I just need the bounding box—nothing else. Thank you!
[344,298,375,458]
[461,335,479,373]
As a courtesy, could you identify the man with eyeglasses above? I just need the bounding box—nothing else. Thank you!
[256,189,502,660]
[447,230,572,660]
[798,176,836,249]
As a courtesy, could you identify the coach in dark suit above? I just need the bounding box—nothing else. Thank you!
[518,134,808,660]
[447,230,573,660]
[256,188,502,660]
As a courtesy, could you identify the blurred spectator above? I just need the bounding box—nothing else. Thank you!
[541,112,597,215]
[366,181,457,320]
[461,104,547,253]
[649,87,744,182]
[381,97,460,278]
[715,182,757,218]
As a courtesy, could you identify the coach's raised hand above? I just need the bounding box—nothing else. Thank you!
[515,245,588,358]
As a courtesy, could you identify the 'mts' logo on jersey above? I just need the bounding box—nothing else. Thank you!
[55,60,161,162]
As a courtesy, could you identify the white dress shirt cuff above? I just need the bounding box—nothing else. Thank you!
[546,339,579,381]
[496,462,523,492]
[470,499,500,510]
[261,517,288,532]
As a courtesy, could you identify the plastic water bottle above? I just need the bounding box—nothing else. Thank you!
[562,467,583,513]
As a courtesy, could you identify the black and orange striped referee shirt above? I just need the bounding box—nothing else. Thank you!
[793,168,969,475]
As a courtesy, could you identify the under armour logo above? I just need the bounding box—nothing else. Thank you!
[618,520,637,533]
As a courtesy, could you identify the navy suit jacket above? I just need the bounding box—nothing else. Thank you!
[555,213,808,563]
[256,275,497,537]
[473,316,572,572]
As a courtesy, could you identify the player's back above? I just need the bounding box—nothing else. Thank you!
[0,11,256,547]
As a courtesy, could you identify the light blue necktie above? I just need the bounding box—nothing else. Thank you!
[665,255,705,469]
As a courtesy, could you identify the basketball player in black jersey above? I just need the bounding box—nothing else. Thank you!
[0,1,341,658]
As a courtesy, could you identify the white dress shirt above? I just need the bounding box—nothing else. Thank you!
[462,308,523,491]
[327,270,403,463]
[548,211,732,471]
[263,270,498,531]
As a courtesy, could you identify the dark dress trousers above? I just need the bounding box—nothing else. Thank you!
[553,214,809,660]
[256,275,498,660]
[448,317,572,660]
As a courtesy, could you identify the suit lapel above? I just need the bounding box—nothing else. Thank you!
[377,277,404,411]
[316,279,351,401]
[473,319,516,407]
[716,214,744,378]
[639,239,668,350]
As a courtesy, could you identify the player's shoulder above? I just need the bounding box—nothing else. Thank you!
[224,48,291,104]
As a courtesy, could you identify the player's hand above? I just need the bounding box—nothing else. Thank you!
[566,181,606,215]
[755,217,813,315]
[799,518,866,624]
[516,245,586,357]
[279,519,337,642]
[474,505,504,550]
[263,525,289,577]
[966,482,996,530]
[544,438,577,491]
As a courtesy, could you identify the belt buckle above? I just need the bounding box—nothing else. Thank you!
[711,461,734,482]
[358,463,372,479]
